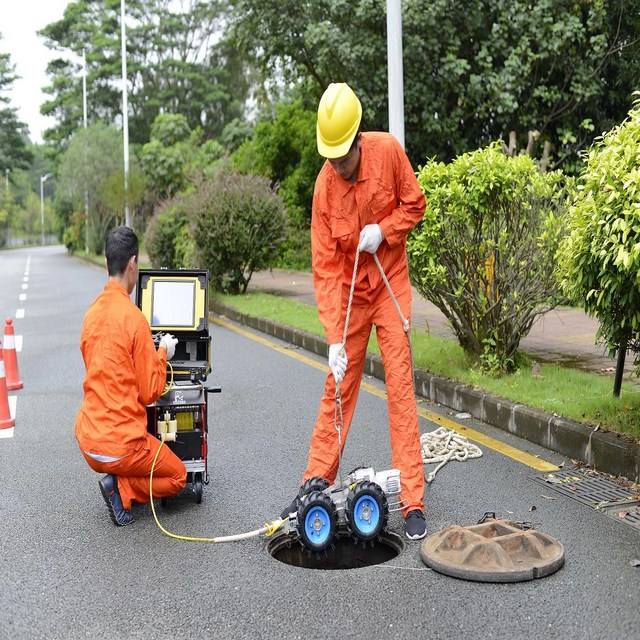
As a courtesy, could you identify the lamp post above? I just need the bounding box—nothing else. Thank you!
[83,48,89,252]
[4,168,9,195]
[120,0,131,227]
[386,0,405,149]
[40,173,52,246]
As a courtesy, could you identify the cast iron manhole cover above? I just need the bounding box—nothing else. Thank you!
[268,531,404,570]
[533,469,638,508]
[420,519,564,582]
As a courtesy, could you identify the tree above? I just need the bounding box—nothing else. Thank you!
[58,123,144,252]
[559,96,640,377]
[0,34,32,174]
[233,0,640,170]
[408,143,568,373]
[40,0,249,153]
[231,99,322,225]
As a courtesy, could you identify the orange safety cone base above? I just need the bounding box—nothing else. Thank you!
[6,379,22,391]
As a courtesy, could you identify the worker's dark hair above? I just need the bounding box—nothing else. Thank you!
[105,226,138,276]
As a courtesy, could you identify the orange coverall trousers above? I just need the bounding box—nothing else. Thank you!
[81,433,186,510]
[303,275,425,516]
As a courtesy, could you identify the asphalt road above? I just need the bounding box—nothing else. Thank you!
[0,246,638,640]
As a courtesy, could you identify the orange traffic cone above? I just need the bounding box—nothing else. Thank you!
[0,344,15,433]
[3,318,22,390]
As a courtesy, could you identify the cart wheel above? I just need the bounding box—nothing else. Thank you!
[296,491,337,552]
[193,473,204,504]
[299,476,329,497]
[346,481,388,541]
[194,481,203,504]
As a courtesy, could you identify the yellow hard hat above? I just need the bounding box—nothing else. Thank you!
[316,83,362,158]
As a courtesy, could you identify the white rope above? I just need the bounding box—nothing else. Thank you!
[420,427,483,483]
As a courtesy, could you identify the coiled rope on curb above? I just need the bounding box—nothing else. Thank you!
[420,427,483,483]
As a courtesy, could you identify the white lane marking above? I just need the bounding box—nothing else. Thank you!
[23,276,28,283]
[15,335,22,352]
[8,396,16,420]
[19,293,26,302]
[0,427,14,439]
[21,284,28,291]
[15,309,24,319]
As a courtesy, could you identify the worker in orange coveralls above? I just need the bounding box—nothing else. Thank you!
[284,83,427,540]
[76,226,185,526]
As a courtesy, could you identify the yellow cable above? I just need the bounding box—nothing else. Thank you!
[149,434,285,543]
[161,362,174,397]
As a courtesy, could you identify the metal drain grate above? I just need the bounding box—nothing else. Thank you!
[533,469,638,508]
[602,504,640,531]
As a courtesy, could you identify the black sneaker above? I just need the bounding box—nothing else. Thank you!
[98,475,134,526]
[404,509,426,540]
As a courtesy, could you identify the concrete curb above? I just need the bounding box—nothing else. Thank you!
[211,300,640,483]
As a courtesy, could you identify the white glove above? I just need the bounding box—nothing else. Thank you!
[358,224,384,254]
[159,333,178,360]
[328,343,347,383]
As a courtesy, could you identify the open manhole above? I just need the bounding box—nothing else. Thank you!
[268,531,404,570]
[420,519,564,583]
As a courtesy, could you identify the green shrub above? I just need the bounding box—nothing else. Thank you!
[408,142,568,373]
[559,95,640,367]
[62,211,85,253]
[144,200,187,269]
[189,170,286,293]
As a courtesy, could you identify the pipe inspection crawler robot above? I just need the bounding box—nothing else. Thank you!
[136,268,220,504]
[280,467,402,552]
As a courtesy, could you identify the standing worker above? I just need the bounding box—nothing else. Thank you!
[76,226,186,526]
[286,83,427,539]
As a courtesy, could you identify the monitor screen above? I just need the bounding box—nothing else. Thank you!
[151,280,195,328]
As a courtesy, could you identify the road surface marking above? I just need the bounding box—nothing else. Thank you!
[15,309,24,319]
[15,335,22,352]
[19,293,26,302]
[21,284,28,291]
[23,276,28,283]
[212,315,558,472]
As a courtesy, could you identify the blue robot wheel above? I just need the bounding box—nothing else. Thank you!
[296,491,337,552]
[346,481,388,541]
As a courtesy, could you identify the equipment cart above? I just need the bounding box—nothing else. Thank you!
[136,268,220,503]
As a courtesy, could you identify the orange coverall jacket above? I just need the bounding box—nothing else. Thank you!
[311,132,425,343]
[305,132,426,515]
[75,280,167,458]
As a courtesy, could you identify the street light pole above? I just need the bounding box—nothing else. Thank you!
[120,0,131,228]
[83,48,89,252]
[4,168,9,196]
[40,173,52,246]
[386,0,405,149]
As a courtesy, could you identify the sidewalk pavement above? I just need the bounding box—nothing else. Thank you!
[249,269,630,375]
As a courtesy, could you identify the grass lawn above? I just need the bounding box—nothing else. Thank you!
[217,291,640,439]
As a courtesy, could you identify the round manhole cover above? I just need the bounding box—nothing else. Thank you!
[268,531,404,570]
[420,519,564,582]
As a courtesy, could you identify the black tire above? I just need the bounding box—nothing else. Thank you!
[299,476,329,497]
[193,472,204,504]
[296,491,337,552]
[194,481,203,504]
[346,481,388,541]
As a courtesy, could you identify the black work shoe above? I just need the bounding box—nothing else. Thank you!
[404,509,427,540]
[98,475,134,526]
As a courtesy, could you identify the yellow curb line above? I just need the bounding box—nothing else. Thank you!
[211,315,559,473]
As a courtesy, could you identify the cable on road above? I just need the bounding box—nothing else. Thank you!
[149,434,285,543]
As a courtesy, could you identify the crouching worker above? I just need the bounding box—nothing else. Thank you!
[75,226,186,526]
